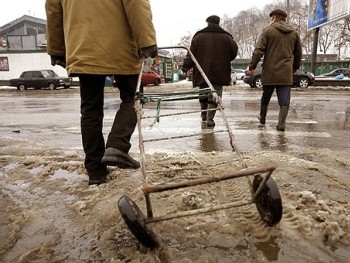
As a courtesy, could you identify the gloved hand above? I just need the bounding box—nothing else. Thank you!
[246,66,254,76]
[50,55,66,68]
[139,45,158,58]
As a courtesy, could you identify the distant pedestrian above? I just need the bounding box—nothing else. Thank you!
[182,15,238,128]
[46,0,158,185]
[246,9,302,131]
[335,73,344,80]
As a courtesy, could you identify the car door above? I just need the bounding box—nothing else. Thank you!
[142,69,152,85]
[22,71,35,88]
[32,71,44,88]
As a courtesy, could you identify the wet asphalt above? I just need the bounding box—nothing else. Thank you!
[0,81,349,156]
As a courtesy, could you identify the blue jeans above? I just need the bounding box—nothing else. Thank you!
[261,85,291,106]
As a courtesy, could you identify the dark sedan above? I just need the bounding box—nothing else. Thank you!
[243,63,315,88]
[9,70,72,91]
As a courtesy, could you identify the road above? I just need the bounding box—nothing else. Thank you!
[1,82,349,154]
[1,81,350,262]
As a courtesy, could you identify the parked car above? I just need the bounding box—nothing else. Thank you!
[141,68,162,86]
[233,68,246,80]
[112,68,162,88]
[231,70,237,85]
[316,68,350,78]
[243,63,315,88]
[9,70,72,91]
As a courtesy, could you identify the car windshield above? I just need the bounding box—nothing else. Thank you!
[42,70,57,77]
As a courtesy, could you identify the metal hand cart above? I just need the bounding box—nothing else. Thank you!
[118,46,283,248]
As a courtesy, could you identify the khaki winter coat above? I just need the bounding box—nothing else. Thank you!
[249,21,302,86]
[45,0,157,76]
[183,24,238,87]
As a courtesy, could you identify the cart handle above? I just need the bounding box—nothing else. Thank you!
[158,46,219,104]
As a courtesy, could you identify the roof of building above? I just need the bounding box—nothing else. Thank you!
[0,15,46,36]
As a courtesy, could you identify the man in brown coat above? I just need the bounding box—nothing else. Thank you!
[182,15,238,128]
[46,0,158,185]
[247,9,302,131]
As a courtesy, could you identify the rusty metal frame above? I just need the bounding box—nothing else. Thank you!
[134,46,276,225]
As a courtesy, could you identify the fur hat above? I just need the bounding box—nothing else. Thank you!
[269,9,287,18]
[206,15,220,24]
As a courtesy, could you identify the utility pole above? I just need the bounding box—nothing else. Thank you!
[311,28,320,75]
[286,0,290,23]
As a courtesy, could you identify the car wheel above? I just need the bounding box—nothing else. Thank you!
[298,77,310,88]
[17,84,26,91]
[154,78,160,86]
[48,83,56,90]
[64,85,70,89]
[254,77,263,88]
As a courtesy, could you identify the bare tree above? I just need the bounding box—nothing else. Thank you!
[178,0,350,59]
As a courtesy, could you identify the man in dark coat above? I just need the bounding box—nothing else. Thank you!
[247,9,302,131]
[182,15,238,128]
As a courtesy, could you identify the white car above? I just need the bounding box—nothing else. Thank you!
[230,71,237,85]
[233,69,246,80]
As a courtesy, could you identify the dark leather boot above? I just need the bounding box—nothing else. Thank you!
[102,147,140,169]
[276,106,289,131]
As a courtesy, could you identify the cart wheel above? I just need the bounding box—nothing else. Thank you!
[118,195,159,248]
[253,174,283,226]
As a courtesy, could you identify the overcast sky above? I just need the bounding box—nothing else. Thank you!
[0,0,277,46]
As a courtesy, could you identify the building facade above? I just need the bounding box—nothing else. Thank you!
[0,15,68,80]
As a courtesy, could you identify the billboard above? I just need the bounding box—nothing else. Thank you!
[308,0,350,30]
[0,57,9,71]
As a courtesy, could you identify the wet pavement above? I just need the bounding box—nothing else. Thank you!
[1,81,349,155]
[1,81,350,262]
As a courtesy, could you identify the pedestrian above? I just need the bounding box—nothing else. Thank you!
[246,9,302,131]
[182,15,238,128]
[45,0,158,185]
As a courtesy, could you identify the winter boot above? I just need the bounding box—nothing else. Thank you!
[276,106,289,131]
[258,104,268,125]
[102,147,140,169]
[206,103,217,128]
[200,102,208,122]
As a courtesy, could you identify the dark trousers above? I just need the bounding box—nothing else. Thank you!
[199,83,223,104]
[261,85,291,106]
[106,74,138,152]
[79,74,138,175]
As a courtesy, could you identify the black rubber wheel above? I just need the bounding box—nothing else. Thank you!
[254,77,263,88]
[154,78,160,86]
[48,82,56,90]
[253,174,283,226]
[118,195,159,248]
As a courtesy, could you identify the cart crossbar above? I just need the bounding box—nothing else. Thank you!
[146,198,256,224]
[136,88,215,103]
[143,165,276,194]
